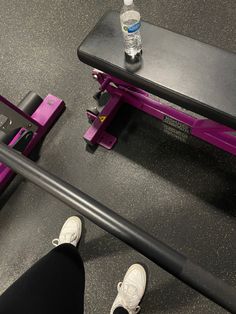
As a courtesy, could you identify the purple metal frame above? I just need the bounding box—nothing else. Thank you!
[0,94,65,191]
[84,70,236,155]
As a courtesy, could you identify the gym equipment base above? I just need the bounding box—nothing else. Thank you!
[84,70,236,154]
[0,93,65,192]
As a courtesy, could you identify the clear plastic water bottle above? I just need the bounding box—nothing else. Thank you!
[120,0,142,58]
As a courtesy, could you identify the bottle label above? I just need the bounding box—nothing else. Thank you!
[123,22,141,33]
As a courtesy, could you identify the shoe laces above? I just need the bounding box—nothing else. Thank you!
[52,232,77,247]
[117,282,141,313]
[52,238,59,247]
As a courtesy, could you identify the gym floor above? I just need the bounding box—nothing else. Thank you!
[0,0,236,313]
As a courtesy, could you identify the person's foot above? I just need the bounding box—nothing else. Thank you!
[52,216,82,247]
[110,264,147,314]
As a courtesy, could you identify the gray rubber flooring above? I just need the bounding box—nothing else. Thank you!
[0,0,236,313]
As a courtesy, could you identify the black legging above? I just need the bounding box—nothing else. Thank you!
[0,244,128,314]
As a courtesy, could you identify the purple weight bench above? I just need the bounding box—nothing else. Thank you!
[0,92,65,192]
[78,11,236,155]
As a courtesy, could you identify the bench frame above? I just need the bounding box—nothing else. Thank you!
[84,70,236,155]
[0,94,65,191]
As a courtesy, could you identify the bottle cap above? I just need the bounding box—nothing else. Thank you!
[124,0,133,5]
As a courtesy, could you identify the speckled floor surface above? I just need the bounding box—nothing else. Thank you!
[0,1,236,313]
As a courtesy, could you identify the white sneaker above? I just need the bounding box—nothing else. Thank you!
[110,264,147,314]
[52,216,82,247]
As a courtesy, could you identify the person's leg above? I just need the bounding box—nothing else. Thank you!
[0,216,84,314]
[110,264,147,314]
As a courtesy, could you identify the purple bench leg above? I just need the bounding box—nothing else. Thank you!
[84,94,122,149]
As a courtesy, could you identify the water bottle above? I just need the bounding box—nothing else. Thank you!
[120,0,142,58]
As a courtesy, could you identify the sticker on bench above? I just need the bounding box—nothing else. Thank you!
[163,116,190,134]
[99,115,107,123]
